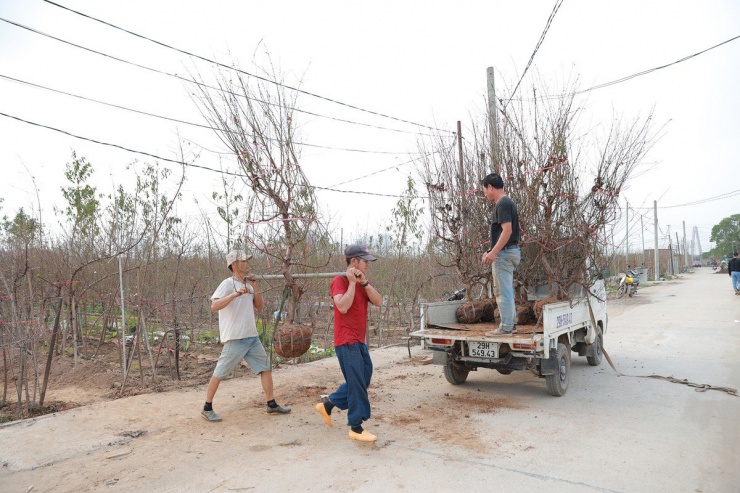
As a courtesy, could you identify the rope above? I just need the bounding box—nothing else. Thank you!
[599,343,738,397]
[586,299,737,397]
[267,286,293,367]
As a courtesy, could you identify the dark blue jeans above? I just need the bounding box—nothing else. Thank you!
[329,342,373,427]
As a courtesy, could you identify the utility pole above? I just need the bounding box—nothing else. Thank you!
[457,121,464,192]
[611,227,616,277]
[676,232,681,273]
[653,201,659,281]
[682,221,688,271]
[486,67,500,170]
[118,254,127,380]
[640,215,645,267]
[625,201,630,269]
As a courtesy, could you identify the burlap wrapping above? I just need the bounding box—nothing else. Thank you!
[516,304,534,325]
[273,323,313,358]
[532,297,559,320]
[456,299,497,324]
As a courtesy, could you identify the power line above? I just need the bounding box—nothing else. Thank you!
[328,156,421,188]
[660,189,740,209]
[506,0,564,105]
[41,0,451,134]
[0,17,436,138]
[506,32,740,102]
[632,189,740,209]
[0,73,416,156]
[576,34,740,95]
[326,144,454,188]
[0,111,423,199]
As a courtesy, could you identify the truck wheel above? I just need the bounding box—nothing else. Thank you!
[545,343,570,396]
[444,360,470,385]
[496,368,514,375]
[586,326,603,367]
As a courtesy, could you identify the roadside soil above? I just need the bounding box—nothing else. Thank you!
[1,288,634,423]
[0,326,414,423]
[1,270,738,493]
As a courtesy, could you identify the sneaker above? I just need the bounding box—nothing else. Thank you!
[486,327,515,336]
[349,429,377,442]
[266,403,292,414]
[200,409,222,422]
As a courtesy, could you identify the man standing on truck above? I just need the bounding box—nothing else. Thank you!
[315,244,383,442]
[481,172,521,335]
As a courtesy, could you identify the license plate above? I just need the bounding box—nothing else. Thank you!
[468,341,498,358]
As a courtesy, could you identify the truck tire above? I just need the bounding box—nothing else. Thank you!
[545,343,570,396]
[496,368,514,375]
[444,360,470,385]
[587,326,603,367]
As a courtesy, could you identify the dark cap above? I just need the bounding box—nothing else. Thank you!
[344,244,377,261]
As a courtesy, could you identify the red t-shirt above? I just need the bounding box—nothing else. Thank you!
[330,275,370,346]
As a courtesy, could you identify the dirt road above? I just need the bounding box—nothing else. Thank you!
[2,269,739,492]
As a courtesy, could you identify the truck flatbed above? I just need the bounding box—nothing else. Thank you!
[422,322,542,335]
[411,280,607,395]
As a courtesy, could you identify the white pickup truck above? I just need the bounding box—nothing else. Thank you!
[410,281,607,396]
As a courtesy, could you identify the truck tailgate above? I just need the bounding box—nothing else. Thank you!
[410,322,542,343]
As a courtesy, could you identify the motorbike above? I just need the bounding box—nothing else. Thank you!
[617,269,639,298]
[447,288,466,301]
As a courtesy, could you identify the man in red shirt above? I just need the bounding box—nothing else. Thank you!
[315,244,383,442]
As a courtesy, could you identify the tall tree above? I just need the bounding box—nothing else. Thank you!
[419,80,658,300]
[710,214,740,257]
[194,60,330,324]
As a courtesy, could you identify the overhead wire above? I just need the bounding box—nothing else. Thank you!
[327,137,458,188]
[505,0,564,106]
[575,34,740,95]
[41,0,452,134]
[0,71,417,156]
[0,17,437,138]
[328,156,422,188]
[505,32,740,102]
[0,111,427,199]
[632,189,740,209]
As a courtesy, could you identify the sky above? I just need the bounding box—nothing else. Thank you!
[1,0,738,256]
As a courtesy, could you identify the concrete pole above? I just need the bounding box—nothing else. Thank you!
[676,232,681,273]
[653,201,660,281]
[457,121,464,192]
[487,67,500,170]
[118,255,127,379]
[641,215,646,267]
[682,221,688,270]
[611,228,616,277]
[625,201,630,270]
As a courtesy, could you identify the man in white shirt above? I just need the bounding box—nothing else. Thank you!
[201,250,291,421]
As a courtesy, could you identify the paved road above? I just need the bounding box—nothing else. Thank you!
[1,268,738,492]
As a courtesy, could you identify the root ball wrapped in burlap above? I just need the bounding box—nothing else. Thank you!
[532,297,559,321]
[273,323,313,358]
[456,299,497,324]
[516,304,534,325]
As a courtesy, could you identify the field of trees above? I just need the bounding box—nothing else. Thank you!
[1,67,658,421]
